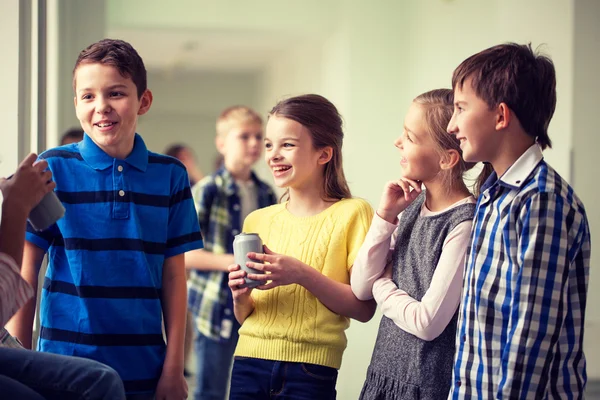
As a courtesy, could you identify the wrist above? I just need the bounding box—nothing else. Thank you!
[376,208,398,224]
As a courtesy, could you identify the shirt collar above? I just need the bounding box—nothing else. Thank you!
[480,143,543,193]
[499,143,543,189]
[79,133,148,172]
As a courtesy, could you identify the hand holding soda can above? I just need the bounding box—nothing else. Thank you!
[233,233,265,288]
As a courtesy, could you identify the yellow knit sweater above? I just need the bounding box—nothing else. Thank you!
[235,198,373,369]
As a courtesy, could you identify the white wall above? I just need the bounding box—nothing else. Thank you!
[0,1,22,177]
[573,0,600,379]
[138,70,261,175]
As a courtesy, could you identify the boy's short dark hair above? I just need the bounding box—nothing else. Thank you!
[72,38,147,99]
[452,43,556,149]
[60,128,84,145]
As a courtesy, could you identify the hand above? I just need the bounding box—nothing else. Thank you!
[245,245,310,290]
[376,178,421,223]
[0,153,55,216]
[155,369,188,400]
[228,264,253,303]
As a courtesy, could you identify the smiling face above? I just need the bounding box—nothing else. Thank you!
[73,63,152,159]
[264,115,327,190]
[394,102,444,182]
[447,78,499,164]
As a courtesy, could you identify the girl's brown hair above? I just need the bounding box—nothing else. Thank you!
[269,94,351,201]
[413,89,477,193]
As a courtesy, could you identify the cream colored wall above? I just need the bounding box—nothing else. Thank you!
[138,70,261,174]
[0,1,21,177]
[257,1,578,397]
[573,0,600,379]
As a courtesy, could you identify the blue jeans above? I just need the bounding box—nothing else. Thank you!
[194,319,240,400]
[0,347,125,400]
[229,357,338,400]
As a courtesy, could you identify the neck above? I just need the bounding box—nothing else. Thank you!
[287,177,336,217]
[490,131,535,178]
[423,176,471,212]
[225,159,252,181]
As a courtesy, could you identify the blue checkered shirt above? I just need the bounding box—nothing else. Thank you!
[450,145,591,399]
[187,167,277,342]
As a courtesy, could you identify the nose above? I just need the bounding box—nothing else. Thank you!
[447,113,457,135]
[394,135,403,149]
[268,145,282,163]
[95,96,111,114]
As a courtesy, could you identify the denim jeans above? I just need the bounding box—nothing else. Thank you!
[193,319,240,400]
[0,347,125,400]
[229,357,338,400]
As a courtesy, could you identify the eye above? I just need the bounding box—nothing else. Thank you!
[81,94,93,100]
[283,143,294,148]
[109,91,124,97]
[265,142,272,149]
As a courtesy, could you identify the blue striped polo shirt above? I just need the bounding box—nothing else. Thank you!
[26,133,203,395]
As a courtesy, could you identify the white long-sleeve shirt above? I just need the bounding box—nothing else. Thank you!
[351,196,475,340]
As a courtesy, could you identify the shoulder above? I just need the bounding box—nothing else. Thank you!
[517,161,586,216]
[337,198,374,218]
[147,152,186,171]
[40,144,82,163]
[247,203,285,220]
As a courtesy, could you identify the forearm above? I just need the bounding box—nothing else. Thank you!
[233,297,255,325]
[0,203,28,266]
[4,242,44,348]
[301,267,376,322]
[350,213,397,300]
[184,249,233,272]
[161,257,187,372]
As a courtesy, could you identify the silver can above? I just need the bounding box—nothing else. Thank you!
[233,233,265,288]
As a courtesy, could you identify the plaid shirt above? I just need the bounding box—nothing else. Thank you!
[450,144,591,399]
[187,167,277,342]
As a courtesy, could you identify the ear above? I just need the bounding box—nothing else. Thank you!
[317,146,333,165]
[215,134,226,155]
[137,89,153,116]
[440,149,460,171]
[495,102,511,131]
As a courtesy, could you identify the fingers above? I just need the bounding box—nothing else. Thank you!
[246,252,274,264]
[32,159,49,173]
[246,272,269,281]
[227,263,241,272]
[401,178,422,192]
[20,153,39,168]
[245,261,268,271]
[256,281,278,290]
[263,244,275,255]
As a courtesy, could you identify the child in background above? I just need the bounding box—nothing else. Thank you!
[351,89,476,399]
[448,43,591,399]
[7,39,203,400]
[185,106,277,400]
[228,94,376,400]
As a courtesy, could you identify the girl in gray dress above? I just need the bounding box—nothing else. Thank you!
[351,89,479,399]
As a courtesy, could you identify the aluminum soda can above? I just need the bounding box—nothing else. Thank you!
[233,232,265,288]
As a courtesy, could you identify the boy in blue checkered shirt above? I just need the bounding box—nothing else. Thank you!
[447,43,591,399]
[185,106,277,400]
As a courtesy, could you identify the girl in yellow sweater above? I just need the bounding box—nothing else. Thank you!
[227,94,375,399]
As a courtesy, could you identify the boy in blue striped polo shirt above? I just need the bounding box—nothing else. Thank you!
[6,39,203,399]
[447,43,591,399]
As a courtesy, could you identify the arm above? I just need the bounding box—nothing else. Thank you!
[156,253,188,398]
[4,243,44,348]
[496,193,582,398]
[302,267,377,322]
[184,249,233,272]
[372,221,471,340]
[350,212,398,300]
[247,247,376,323]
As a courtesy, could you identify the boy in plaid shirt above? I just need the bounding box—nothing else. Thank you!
[185,106,277,400]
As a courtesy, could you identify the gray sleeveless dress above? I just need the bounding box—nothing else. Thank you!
[360,193,475,400]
